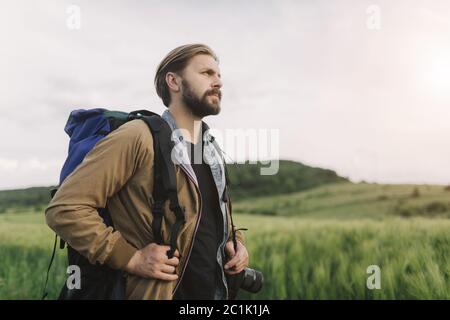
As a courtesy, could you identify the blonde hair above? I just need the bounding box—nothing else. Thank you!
[154,44,219,107]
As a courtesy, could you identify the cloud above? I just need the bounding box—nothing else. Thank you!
[0,157,62,189]
[1,0,450,189]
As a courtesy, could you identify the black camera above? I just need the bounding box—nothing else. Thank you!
[226,267,264,299]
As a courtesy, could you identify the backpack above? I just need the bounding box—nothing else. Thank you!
[42,108,189,300]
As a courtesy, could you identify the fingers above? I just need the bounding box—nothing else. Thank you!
[166,256,180,267]
[155,245,179,255]
[172,249,180,258]
[154,271,178,281]
[163,248,180,260]
[225,268,242,275]
[154,245,180,262]
[225,262,247,275]
[224,255,240,270]
[225,241,236,257]
[225,257,248,274]
[154,260,178,281]
[160,264,176,274]
[224,242,249,272]
[224,241,248,270]
[234,260,248,272]
[162,247,180,257]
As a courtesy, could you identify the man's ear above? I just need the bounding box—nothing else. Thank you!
[165,72,181,93]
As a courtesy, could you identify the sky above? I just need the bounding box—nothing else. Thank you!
[1,0,450,189]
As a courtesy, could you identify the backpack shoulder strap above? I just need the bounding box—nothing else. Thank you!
[138,115,185,259]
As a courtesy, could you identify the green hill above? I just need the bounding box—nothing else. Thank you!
[0,186,55,213]
[1,160,448,221]
[0,160,346,213]
[233,181,450,219]
[226,160,348,200]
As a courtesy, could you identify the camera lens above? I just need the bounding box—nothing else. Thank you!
[240,268,264,293]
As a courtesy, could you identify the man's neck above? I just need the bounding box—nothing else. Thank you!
[167,103,203,145]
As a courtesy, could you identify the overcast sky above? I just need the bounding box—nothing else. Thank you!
[1,0,450,190]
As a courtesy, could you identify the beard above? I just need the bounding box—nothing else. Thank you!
[181,79,221,118]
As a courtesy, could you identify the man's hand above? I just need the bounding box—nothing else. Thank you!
[125,243,180,281]
[224,240,249,275]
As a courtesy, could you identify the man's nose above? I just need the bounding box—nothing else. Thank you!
[212,76,222,88]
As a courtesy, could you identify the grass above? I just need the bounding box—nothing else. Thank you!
[2,181,450,299]
[2,211,450,299]
[0,212,67,300]
[233,215,450,299]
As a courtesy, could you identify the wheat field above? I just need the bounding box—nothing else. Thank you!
[2,209,450,299]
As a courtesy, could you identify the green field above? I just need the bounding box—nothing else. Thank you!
[1,181,450,299]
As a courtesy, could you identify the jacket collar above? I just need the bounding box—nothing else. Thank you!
[161,109,226,198]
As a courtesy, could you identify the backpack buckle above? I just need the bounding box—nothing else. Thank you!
[127,114,140,121]
[152,201,164,215]
[169,203,185,221]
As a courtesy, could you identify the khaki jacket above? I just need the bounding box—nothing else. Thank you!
[45,111,245,299]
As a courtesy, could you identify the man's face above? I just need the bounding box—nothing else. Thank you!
[179,54,223,118]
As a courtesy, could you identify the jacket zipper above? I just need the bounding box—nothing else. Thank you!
[171,165,229,299]
[218,198,229,299]
[171,165,203,297]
